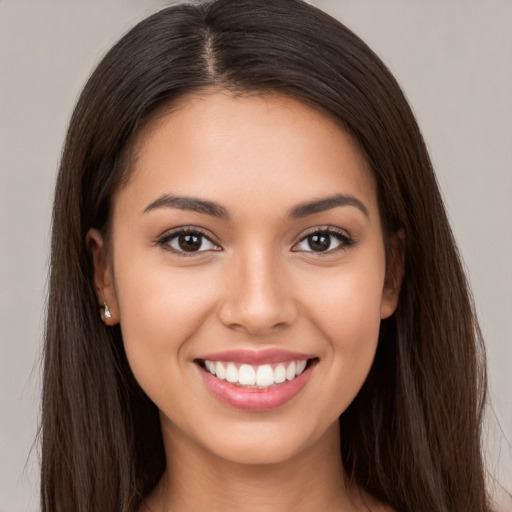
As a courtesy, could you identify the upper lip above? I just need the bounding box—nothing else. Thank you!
[196,348,316,365]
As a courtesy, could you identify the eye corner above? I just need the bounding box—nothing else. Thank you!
[155,226,222,257]
[292,226,354,254]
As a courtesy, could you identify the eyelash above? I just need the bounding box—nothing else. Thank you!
[156,226,354,257]
[292,226,354,255]
[156,227,221,257]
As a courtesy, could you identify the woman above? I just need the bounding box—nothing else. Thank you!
[41,0,490,510]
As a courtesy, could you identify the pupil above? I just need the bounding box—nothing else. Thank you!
[308,232,330,251]
[179,233,201,251]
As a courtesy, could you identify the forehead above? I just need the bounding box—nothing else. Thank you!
[118,90,378,219]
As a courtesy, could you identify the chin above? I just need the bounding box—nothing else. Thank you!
[211,436,304,466]
[186,414,340,467]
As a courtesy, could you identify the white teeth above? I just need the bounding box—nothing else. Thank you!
[296,360,307,375]
[238,364,256,385]
[203,359,310,388]
[256,364,274,387]
[225,362,239,383]
[274,363,286,384]
[215,361,226,380]
[286,361,296,381]
[206,361,215,374]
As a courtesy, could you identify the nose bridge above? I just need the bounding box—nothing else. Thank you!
[218,242,296,334]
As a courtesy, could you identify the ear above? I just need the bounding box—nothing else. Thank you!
[380,229,405,319]
[86,228,119,325]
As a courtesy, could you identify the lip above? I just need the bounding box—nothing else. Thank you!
[195,350,318,411]
[197,348,316,365]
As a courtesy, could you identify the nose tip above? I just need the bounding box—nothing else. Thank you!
[217,256,298,335]
[219,293,292,335]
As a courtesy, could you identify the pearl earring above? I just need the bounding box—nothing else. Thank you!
[103,303,112,319]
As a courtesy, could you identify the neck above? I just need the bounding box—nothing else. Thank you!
[147,420,360,512]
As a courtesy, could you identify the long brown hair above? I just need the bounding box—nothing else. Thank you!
[41,1,490,510]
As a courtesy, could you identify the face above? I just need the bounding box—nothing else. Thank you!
[89,91,402,466]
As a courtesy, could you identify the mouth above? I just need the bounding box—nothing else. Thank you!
[194,351,319,411]
[196,358,317,388]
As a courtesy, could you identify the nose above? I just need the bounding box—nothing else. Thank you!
[217,247,298,335]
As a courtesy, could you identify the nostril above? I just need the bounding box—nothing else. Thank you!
[217,299,298,335]
[216,267,299,334]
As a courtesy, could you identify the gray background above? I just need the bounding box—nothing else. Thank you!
[1,1,510,510]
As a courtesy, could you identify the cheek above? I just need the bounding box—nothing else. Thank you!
[319,279,382,365]
[298,259,385,408]
[112,254,218,386]
[303,253,385,340]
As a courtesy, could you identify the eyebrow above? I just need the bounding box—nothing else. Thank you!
[142,192,368,219]
[288,194,369,219]
[143,194,229,218]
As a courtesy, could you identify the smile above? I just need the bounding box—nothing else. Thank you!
[201,360,308,388]
[195,350,318,411]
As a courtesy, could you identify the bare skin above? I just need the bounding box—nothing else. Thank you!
[141,420,394,512]
[88,91,402,512]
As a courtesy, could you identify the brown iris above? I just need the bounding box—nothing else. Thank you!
[178,233,202,252]
[307,231,331,251]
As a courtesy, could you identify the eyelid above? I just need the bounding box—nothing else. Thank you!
[291,225,354,253]
[154,225,353,256]
[156,226,222,256]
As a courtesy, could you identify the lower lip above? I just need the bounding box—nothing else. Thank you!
[197,361,316,411]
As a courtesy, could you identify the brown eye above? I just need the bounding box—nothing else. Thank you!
[306,232,331,252]
[293,229,352,253]
[177,233,202,252]
[159,229,221,255]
